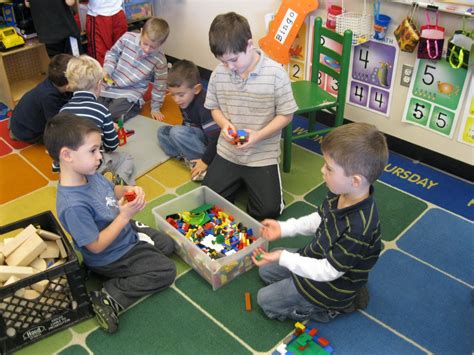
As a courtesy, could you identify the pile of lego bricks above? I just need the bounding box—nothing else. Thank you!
[165,203,256,259]
[275,322,334,354]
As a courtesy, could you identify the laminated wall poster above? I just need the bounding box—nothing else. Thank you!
[457,76,474,145]
[402,57,471,138]
[347,38,399,117]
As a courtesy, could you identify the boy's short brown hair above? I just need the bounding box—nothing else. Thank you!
[48,53,73,87]
[65,55,103,91]
[44,112,101,162]
[321,123,388,184]
[167,60,201,88]
[209,12,252,57]
[142,17,170,44]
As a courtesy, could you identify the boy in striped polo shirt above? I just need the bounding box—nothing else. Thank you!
[204,12,298,221]
[252,123,388,322]
[99,17,169,122]
[61,55,135,185]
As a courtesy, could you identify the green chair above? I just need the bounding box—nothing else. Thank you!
[283,17,352,172]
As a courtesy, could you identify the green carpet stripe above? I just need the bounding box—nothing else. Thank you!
[175,268,294,352]
[85,288,250,355]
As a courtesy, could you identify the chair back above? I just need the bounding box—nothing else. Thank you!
[310,17,352,107]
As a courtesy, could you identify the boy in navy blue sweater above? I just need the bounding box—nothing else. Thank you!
[157,60,220,181]
[9,54,72,143]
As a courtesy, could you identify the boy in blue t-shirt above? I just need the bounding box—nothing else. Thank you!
[157,60,220,181]
[44,113,176,333]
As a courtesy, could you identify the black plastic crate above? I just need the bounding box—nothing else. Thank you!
[0,211,93,354]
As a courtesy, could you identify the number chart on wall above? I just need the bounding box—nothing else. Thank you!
[402,58,471,138]
[347,40,398,117]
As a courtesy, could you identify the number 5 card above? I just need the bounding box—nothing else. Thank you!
[402,58,471,138]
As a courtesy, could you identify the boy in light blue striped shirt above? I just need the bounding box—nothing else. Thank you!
[99,17,170,122]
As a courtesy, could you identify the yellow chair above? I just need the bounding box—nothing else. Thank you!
[283,17,352,172]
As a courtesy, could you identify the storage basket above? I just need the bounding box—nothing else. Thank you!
[0,211,93,354]
[336,0,372,45]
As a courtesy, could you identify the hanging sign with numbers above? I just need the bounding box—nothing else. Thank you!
[402,58,471,138]
[347,39,398,117]
[457,77,474,146]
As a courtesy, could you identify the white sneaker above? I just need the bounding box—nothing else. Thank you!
[192,170,207,182]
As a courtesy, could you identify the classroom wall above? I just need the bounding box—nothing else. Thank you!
[154,0,471,165]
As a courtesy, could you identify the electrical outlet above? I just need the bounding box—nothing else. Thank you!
[400,64,414,87]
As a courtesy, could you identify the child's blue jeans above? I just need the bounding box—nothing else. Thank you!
[257,249,338,323]
[157,125,206,160]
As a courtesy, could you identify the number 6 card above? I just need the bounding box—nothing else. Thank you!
[402,58,471,138]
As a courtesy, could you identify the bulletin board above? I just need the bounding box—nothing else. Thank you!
[402,57,471,138]
[347,39,399,117]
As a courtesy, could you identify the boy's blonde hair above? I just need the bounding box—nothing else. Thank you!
[65,55,103,92]
[321,123,388,184]
[142,17,170,44]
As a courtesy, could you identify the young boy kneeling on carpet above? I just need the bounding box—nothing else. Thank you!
[44,113,176,333]
[157,59,220,181]
[252,123,388,322]
[61,55,136,185]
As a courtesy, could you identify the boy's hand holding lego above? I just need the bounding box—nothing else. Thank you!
[151,110,165,121]
[260,219,282,241]
[252,247,282,266]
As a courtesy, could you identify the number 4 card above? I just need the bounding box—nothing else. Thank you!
[402,58,471,138]
[347,40,398,117]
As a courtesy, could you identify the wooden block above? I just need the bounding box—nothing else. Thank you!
[39,241,60,259]
[6,234,47,267]
[31,279,49,293]
[0,266,35,281]
[4,275,20,287]
[36,229,61,241]
[23,289,41,300]
[29,257,47,271]
[3,224,37,257]
[56,239,68,259]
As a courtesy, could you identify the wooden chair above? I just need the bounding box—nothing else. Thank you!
[282,17,352,172]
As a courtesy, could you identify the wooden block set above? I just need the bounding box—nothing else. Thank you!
[0,211,92,354]
[0,224,68,296]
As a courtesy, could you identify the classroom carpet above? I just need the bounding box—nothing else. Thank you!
[0,100,472,355]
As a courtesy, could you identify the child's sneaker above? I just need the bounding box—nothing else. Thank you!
[51,161,60,173]
[89,290,120,333]
[342,285,369,313]
[192,170,207,182]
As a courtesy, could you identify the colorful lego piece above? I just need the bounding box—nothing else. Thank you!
[245,292,252,312]
[275,322,333,355]
[228,128,249,145]
[124,191,137,202]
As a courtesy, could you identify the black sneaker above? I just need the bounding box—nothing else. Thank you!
[342,285,369,313]
[52,161,60,173]
[89,290,119,333]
